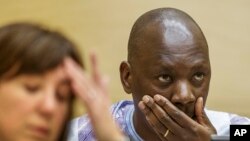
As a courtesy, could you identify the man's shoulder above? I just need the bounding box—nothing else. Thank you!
[206,109,250,124]
[206,109,250,135]
[111,100,134,118]
[67,115,94,141]
[67,100,134,141]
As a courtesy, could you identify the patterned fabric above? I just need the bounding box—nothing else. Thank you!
[67,100,250,141]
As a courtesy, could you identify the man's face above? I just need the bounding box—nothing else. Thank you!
[130,22,211,119]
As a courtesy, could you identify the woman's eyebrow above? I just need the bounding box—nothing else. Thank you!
[59,78,71,85]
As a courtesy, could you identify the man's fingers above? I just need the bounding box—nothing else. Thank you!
[138,101,151,116]
[141,95,182,134]
[195,97,211,126]
[154,95,197,128]
[138,101,176,141]
[138,100,169,137]
[195,97,205,125]
[145,116,173,141]
[195,97,217,134]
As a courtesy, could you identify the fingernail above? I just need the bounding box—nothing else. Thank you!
[143,96,149,103]
[138,102,145,109]
[198,97,203,103]
[199,97,204,106]
[154,95,160,102]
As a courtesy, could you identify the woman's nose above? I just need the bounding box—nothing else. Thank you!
[39,89,57,118]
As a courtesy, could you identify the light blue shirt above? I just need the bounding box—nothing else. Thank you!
[67,100,250,141]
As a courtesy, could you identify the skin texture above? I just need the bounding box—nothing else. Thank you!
[0,65,70,141]
[120,8,216,140]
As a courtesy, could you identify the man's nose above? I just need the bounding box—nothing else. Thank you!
[39,89,57,118]
[171,80,195,105]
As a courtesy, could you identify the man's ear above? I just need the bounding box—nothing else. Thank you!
[119,61,132,94]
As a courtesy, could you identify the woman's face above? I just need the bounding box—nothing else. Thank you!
[0,65,71,141]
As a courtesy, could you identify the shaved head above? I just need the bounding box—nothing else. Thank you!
[120,8,212,140]
[127,7,208,65]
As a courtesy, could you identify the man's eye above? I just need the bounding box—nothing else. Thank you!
[158,75,172,83]
[193,73,204,81]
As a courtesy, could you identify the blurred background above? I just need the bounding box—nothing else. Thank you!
[1,0,249,117]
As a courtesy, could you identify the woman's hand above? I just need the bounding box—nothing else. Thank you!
[64,52,126,141]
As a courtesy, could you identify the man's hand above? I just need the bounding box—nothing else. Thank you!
[138,94,217,141]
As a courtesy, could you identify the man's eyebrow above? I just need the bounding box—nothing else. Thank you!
[153,63,175,74]
[190,63,210,71]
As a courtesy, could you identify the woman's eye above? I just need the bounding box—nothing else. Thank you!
[193,73,204,81]
[56,93,66,102]
[56,92,71,103]
[158,75,172,83]
[24,84,41,93]
[56,87,71,103]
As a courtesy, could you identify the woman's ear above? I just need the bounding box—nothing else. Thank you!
[119,61,132,94]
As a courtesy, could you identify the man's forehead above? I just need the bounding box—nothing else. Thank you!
[134,34,209,67]
[134,49,210,74]
[136,23,208,55]
[140,46,208,61]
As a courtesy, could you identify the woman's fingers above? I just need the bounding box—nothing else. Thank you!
[90,52,101,85]
[63,57,95,105]
[90,51,110,98]
[64,56,125,141]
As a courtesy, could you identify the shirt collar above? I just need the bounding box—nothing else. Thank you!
[125,106,143,141]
